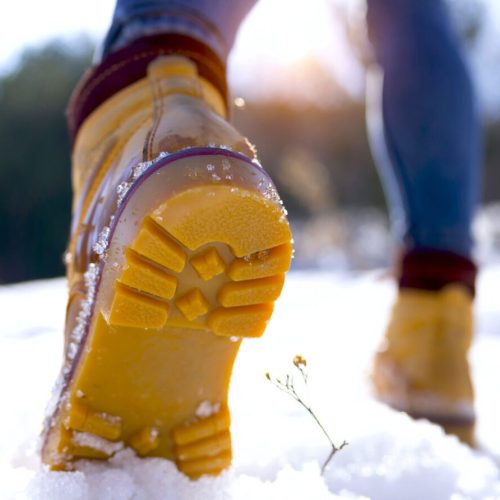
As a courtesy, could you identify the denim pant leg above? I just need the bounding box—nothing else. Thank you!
[101,0,258,61]
[366,0,481,258]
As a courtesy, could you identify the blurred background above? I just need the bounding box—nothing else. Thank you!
[1,0,500,284]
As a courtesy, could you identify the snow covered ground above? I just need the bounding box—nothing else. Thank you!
[1,268,500,499]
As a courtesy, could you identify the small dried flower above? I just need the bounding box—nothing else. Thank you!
[293,355,307,368]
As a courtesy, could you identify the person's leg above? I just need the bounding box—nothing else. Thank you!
[69,1,258,138]
[366,0,480,289]
[43,0,293,476]
[100,0,257,62]
[366,0,481,444]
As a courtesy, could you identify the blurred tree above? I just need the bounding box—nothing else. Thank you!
[1,29,500,283]
[234,101,385,216]
[0,38,92,283]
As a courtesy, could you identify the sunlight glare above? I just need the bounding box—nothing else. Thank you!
[229,0,364,104]
[237,0,335,67]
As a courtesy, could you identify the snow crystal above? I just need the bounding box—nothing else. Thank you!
[72,432,124,456]
[67,341,78,360]
[45,261,99,422]
[92,226,110,257]
[131,160,152,181]
[256,179,282,207]
[245,139,258,158]
[195,401,221,419]
[116,181,132,207]
[116,151,170,208]
[43,371,66,424]
[96,412,122,426]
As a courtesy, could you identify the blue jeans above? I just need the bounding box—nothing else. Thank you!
[102,0,481,259]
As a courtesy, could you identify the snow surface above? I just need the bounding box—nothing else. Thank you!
[1,269,500,499]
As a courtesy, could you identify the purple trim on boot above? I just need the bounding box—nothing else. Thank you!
[67,33,228,142]
[59,146,269,421]
[399,248,477,296]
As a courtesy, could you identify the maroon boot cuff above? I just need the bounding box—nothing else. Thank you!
[399,249,477,296]
[67,33,228,143]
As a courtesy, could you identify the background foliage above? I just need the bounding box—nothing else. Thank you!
[1,36,499,283]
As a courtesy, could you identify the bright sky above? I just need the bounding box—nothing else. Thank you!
[2,0,500,110]
[1,0,362,104]
[1,0,114,68]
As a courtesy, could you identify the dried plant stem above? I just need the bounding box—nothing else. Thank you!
[266,355,348,474]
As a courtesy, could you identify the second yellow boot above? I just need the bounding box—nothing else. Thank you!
[372,284,475,444]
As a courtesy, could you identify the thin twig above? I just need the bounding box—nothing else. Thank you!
[266,355,348,474]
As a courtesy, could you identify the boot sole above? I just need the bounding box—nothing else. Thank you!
[42,149,292,477]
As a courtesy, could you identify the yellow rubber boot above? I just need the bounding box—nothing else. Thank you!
[41,54,292,477]
[372,285,475,445]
